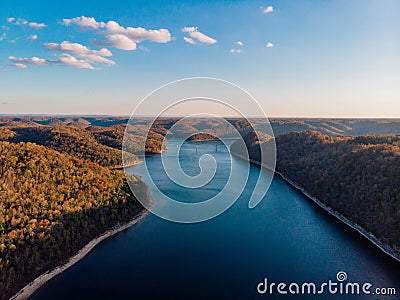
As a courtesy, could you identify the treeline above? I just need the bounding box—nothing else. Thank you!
[232,131,400,255]
[0,124,168,167]
[230,130,272,162]
[0,125,138,168]
[89,124,165,155]
[187,133,219,142]
[0,124,166,168]
[0,141,149,299]
[3,116,400,137]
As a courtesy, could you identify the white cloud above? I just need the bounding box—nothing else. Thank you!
[8,18,47,29]
[105,21,171,43]
[138,45,149,52]
[8,54,96,70]
[266,42,274,48]
[93,34,137,50]
[229,49,241,54]
[8,56,49,66]
[28,22,47,29]
[182,26,196,33]
[183,37,197,45]
[58,54,95,69]
[182,27,217,44]
[63,16,105,29]
[28,34,38,41]
[43,41,115,65]
[13,18,28,25]
[63,16,172,50]
[236,41,244,46]
[263,6,274,14]
[0,33,6,41]
[15,63,27,69]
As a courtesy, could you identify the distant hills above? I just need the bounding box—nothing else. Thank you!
[2,116,400,137]
[268,119,400,136]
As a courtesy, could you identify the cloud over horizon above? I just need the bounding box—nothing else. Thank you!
[8,17,47,29]
[182,27,217,44]
[4,8,274,72]
[229,48,241,53]
[14,63,27,69]
[183,37,197,45]
[8,56,49,66]
[43,41,115,65]
[8,53,96,70]
[266,42,274,48]
[93,34,137,50]
[28,34,38,41]
[63,16,172,50]
[58,54,95,69]
[263,6,274,14]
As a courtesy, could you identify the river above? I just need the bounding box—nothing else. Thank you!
[30,140,400,299]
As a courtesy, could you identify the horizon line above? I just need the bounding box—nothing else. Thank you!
[1,113,400,120]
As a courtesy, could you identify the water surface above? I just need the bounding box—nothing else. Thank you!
[31,140,400,299]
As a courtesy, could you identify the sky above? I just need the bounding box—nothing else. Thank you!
[0,0,399,117]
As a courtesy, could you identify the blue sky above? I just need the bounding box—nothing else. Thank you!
[0,0,399,117]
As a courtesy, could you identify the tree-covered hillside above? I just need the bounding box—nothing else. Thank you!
[2,116,400,138]
[0,141,149,299]
[0,126,138,168]
[233,131,400,256]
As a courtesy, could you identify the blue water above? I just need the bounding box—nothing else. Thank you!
[30,141,400,299]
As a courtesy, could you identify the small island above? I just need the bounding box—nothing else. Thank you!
[186,133,219,142]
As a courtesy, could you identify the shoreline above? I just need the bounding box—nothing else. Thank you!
[231,152,400,264]
[187,139,219,143]
[10,209,149,300]
[108,159,142,170]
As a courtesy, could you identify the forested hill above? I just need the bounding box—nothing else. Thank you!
[0,124,166,168]
[2,116,400,137]
[1,125,139,168]
[230,130,272,162]
[187,133,219,142]
[0,142,149,299]
[232,131,400,258]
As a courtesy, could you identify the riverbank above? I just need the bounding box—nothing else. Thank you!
[231,152,400,264]
[10,209,149,300]
[108,159,142,170]
[187,133,219,143]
